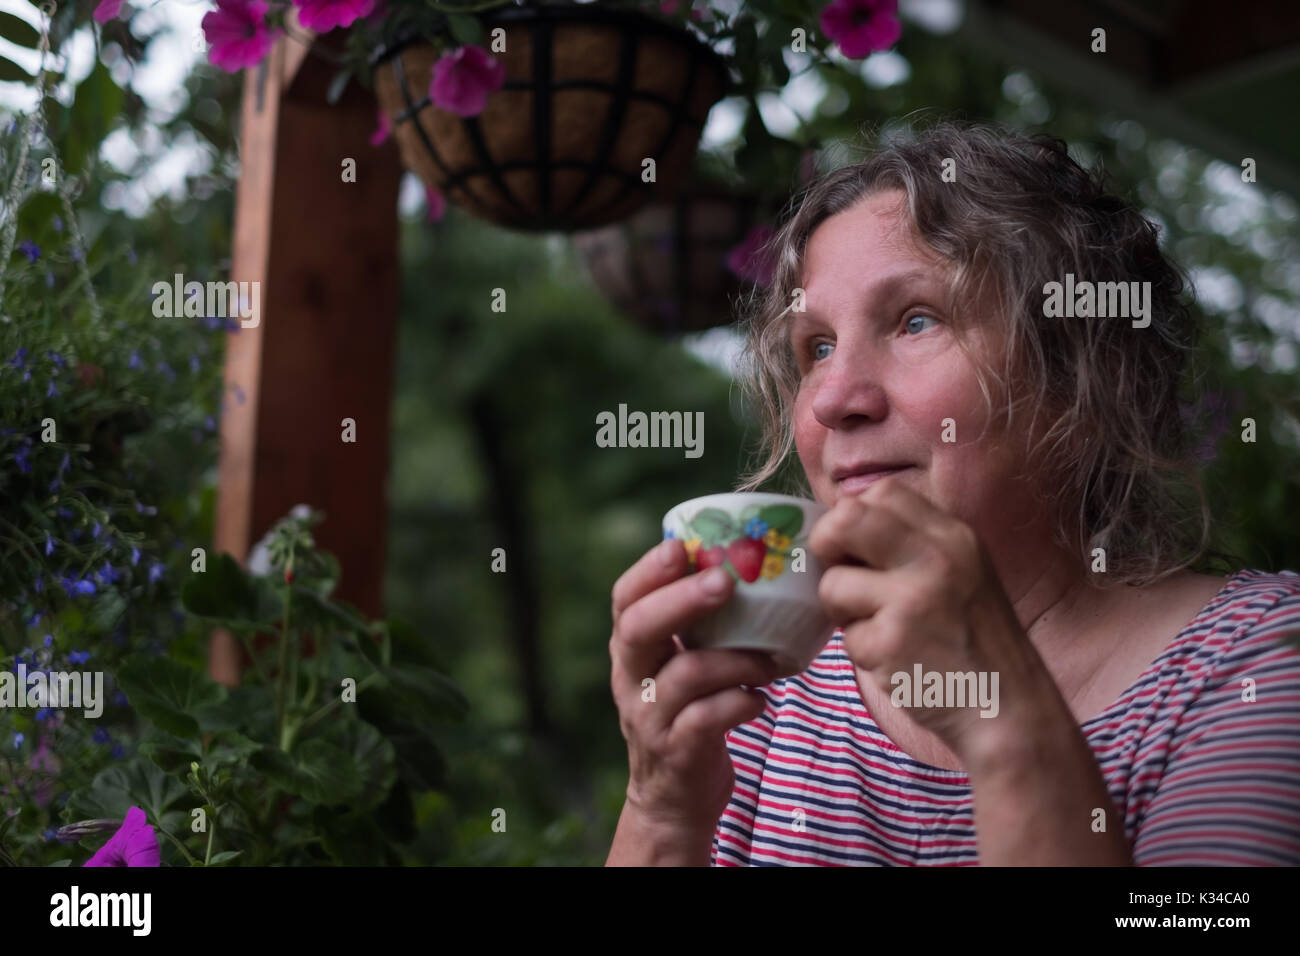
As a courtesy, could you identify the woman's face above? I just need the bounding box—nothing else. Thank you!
[791,189,1043,549]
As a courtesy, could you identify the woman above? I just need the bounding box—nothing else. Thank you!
[605,121,1300,866]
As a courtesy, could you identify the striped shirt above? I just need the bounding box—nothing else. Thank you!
[711,568,1300,866]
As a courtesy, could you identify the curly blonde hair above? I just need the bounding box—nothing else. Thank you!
[734,119,1217,588]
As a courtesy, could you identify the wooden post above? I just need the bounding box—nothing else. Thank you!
[211,35,403,686]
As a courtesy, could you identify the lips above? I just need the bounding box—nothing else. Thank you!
[833,464,912,494]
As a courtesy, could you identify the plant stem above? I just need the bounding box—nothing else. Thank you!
[274,542,295,750]
[204,814,217,866]
[294,672,382,739]
[158,826,201,866]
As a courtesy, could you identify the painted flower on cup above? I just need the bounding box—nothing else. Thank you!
[761,553,784,580]
[429,45,507,118]
[819,0,902,59]
[763,528,792,551]
[682,537,702,566]
[203,0,280,73]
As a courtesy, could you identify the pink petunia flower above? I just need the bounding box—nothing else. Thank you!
[429,45,506,118]
[370,108,391,146]
[426,186,446,223]
[93,0,127,24]
[83,807,160,867]
[292,0,375,34]
[203,0,280,73]
[820,0,902,59]
[726,224,777,286]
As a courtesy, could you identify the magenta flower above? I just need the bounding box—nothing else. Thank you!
[370,108,391,146]
[292,0,375,34]
[93,0,127,24]
[426,186,446,223]
[429,45,506,118]
[202,0,280,73]
[83,807,160,867]
[726,224,777,286]
[820,0,902,59]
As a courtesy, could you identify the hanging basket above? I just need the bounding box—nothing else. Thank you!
[372,3,728,233]
[572,179,765,335]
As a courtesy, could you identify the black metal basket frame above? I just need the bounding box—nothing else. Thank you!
[373,3,731,231]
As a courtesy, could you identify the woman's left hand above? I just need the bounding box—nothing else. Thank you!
[807,475,1051,766]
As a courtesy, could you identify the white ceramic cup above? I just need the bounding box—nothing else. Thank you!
[662,492,831,676]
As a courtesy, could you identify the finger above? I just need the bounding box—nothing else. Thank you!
[808,494,917,570]
[612,539,688,625]
[643,648,784,735]
[610,566,735,700]
[817,563,891,627]
[856,474,954,543]
[667,686,770,748]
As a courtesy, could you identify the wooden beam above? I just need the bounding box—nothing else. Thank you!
[211,34,403,686]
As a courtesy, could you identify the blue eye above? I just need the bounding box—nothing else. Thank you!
[812,341,833,361]
[904,314,938,335]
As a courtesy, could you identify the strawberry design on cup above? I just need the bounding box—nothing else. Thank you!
[668,503,804,583]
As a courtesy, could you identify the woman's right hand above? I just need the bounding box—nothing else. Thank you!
[608,537,784,839]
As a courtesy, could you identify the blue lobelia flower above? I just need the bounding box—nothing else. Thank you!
[744,517,769,540]
[128,350,142,370]
[16,240,39,262]
[68,649,90,664]
[92,728,110,745]
[147,562,164,583]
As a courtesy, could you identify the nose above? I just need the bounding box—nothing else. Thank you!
[808,346,889,431]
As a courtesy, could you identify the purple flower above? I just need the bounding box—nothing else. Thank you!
[97,562,118,586]
[42,634,52,647]
[819,0,902,59]
[189,354,200,374]
[292,0,375,33]
[726,224,778,286]
[17,239,40,262]
[203,0,279,72]
[7,347,26,367]
[14,445,31,474]
[26,611,40,628]
[34,575,44,594]
[429,45,507,118]
[93,0,126,24]
[113,690,128,707]
[56,507,73,519]
[156,361,175,382]
[46,380,59,397]
[92,728,111,745]
[82,807,160,867]
[44,533,53,556]
[126,247,137,265]
[47,350,66,368]
[44,272,54,289]
[68,649,90,664]
[62,577,96,597]
[128,350,142,369]
[111,743,125,760]
[148,562,164,584]
[12,732,23,749]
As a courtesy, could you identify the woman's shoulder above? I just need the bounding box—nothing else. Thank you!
[1175,567,1300,679]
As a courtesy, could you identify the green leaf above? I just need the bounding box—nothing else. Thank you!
[250,739,363,806]
[757,504,803,537]
[0,12,39,49]
[64,759,189,834]
[117,656,227,739]
[446,13,485,46]
[379,663,469,725]
[181,552,260,626]
[88,590,126,632]
[688,507,739,548]
[62,60,124,176]
[137,729,202,775]
[318,719,396,812]
[192,685,274,737]
[206,850,243,866]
